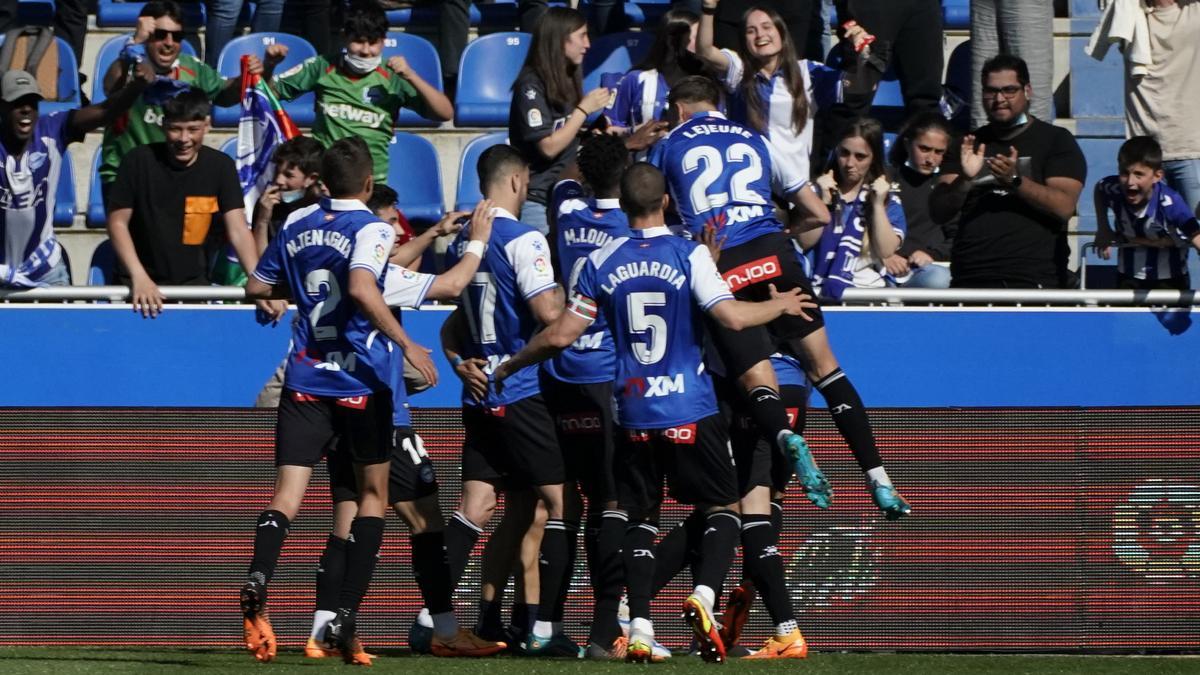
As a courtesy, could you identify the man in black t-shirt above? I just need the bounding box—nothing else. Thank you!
[107,89,265,318]
[931,54,1086,289]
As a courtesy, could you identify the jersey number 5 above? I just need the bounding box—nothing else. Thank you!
[682,143,767,214]
[627,291,667,365]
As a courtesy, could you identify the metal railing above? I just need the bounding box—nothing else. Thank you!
[0,286,249,302]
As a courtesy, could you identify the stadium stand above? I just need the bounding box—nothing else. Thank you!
[55,150,77,228]
[943,0,969,29]
[453,31,530,127]
[90,32,199,104]
[213,32,317,127]
[88,238,114,285]
[86,151,105,228]
[16,0,56,25]
[383,31,444,127]
[581,30,653,93]
[387,131,444,226]
[0,34,82,115]
[455,131,508,212]
[95,0,205,27]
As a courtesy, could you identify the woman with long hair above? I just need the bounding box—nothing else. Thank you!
[509,6,611,235]
[604,8,704,135]
[884,111,956,288]
[695,1,840,180]
[804,118,907,299]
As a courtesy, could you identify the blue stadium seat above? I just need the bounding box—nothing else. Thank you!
[583,31,654,92]
[91,32,198,104]
[89,239,115,286]
[455,132,508,212]
[942,0,969,29]
[96,0,205,27]
[54,150,76,228]
[0,35,81,115]
[213,32,317,127]
[220,137,238,161]
[455,32,530,127]
[16,0,56,25]
[387,132,443,226]
[1070,35,1123,133]
[87,151,106,228]
[383,32,444,127]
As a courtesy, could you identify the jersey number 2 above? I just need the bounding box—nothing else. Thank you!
[305,270,341,341]
[682,143,767,213]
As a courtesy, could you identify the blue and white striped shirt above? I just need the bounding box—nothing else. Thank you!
[1098,176,1200,280]
[0,111,70,287]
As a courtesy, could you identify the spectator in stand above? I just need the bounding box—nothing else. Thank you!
[707,0,821,58]
[206,0,284,68]
[1111,0,1200,216]
[1095,136,1200,290]
[251,135,324,253]
[509,6,612,235]
[696,1,841,183]
[971,0,1053,128]
[437,0,549,98]
[825,0,944,151]
[931,54,1085,289]
[884,112,956,288]
[106,89,262,317]
[803,117,906,300]
[99,1,258,198]
[54,0,90,96]
[0,0,13,34]
[604,9,704,140]
[264,1,453,184]
[0,68,154,287]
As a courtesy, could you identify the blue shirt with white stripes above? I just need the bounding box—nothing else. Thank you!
[0,111,72,287]
[1097,176,1200,281]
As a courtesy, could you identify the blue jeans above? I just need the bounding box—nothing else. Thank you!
[1164,159,1200,217]
[901,263,952,289]
[520,201,549,237]
[205,0,285,67]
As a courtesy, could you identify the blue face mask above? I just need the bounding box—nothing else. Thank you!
[999,112,1029,128]
[280,188,306,204]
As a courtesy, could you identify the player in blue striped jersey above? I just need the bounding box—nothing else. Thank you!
[242,138,437,664]
[657,76,909,520]
[495,162,818,664]
[437,145,580,657]
[540,133,636,658]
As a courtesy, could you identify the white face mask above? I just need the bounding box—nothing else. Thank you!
[280,188,307,204]
[342,50,380,75]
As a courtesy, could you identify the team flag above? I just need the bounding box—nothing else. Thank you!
[235,54,300,216]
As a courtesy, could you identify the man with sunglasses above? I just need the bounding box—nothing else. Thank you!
[931,54,1086,289]
[97,0,261,200]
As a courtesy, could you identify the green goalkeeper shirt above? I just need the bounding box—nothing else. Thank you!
[273,55,429,182]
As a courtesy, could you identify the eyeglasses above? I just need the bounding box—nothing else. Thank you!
[982,85,1024,99]
[151,28,185,43]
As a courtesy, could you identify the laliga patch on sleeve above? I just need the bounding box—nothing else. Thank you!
[533,256,549,273]
[528,108,543,128]
[374,243,387,264]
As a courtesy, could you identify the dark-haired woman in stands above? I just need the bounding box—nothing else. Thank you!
[603,8,704,139]
[509,6,611,235]
[695,1,840,182]
[802,117,906,300]
[884,112,955,288]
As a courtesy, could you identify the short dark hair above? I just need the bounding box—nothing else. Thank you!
[272,136,324,176]
[161,88,210,123]
[321,137,373,197]
[889,111,954,167]
[981,53,1030,87]
[139,0,183,24]
[343,1,388,43]
[477,144,527,194]
[578,133,630,194]
[668,75,722,109]
[1118,136,1163,172]
[366,183,399,213]
[620,162,666,219]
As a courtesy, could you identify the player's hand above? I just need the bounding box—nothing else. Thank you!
[579,87,611,115]
[987,147,1018,187]
[883,254,910,277]
[455,357,489,402]
[245,54,264,76]
[868,174,891,205]
[255,298,288,326]
[700,221,727,264]
[258,184,282,212]
[908,249,934,268]
[625,119,669,151]
[432,210,469,238]
[404,344,439,388]
[816,170,837,205]
[130,275,165,319]
[468,199,496,244]
[959,134,986,180]
[769,283,818,321]
[388,55,414,80]
[491,364,509,396]
[133,16,155,43]
[264,44,289,68]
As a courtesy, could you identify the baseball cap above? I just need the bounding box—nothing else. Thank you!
[1,70,43,103]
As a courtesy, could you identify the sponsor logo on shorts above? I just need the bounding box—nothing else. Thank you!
[723,255,782,293]
[663,423,697,445]
[558,412,603,435]
[484,405,507,418]
[335,395,369,410]
[786,407,800,427]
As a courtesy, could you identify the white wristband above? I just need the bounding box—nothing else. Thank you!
[465,240,487,258]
